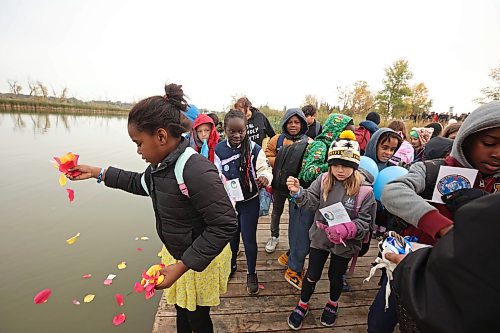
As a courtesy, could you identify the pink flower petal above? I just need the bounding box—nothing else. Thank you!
[82,274,92,279]
[66,188,75,202]
[115,294,124,306]
[112,313,126,326]
[136,247,143,251]
[258,283,265,290]
[145,288,155,300]
[133,282,144,293]
[34,288,52,304]
[103,279,113,286]
[72,299,80,305]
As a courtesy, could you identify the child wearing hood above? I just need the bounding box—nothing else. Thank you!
[409,127,434,162]
[278,113,355,290]
[363,128,403,171]
[369,101,500,333]
[264,108,309,253]
[387,120,414,167]
[189,114,220,163]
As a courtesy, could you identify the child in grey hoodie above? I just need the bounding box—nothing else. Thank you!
[367,101,500,333]
[285,130,377,330]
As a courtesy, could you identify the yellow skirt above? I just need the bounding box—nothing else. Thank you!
[160,244,231,311]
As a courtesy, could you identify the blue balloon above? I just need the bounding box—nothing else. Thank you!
[359,156,379,182]
[372,166,409,201]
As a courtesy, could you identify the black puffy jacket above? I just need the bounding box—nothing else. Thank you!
[104,139,237,272]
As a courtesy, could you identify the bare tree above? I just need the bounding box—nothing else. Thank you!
[7,79,22,95]
[28,80,39,96]
[36,81,48,98]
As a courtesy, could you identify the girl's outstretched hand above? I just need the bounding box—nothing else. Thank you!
[256,176,269,188]
[67,165,101,181]
[156,261,189,290]
[286,176,300,194]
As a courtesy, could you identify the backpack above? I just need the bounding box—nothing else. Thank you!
[271,137,309,194]
[354,125,371,154]
[141,147,198,198]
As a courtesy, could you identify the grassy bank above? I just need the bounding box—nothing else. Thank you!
[0,97,130,116]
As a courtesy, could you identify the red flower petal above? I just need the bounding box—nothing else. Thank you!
[66,189,75,202]
[115,294,124,306]
[133,282,144,293]
[112,313,126,326]
[34,288,52,304]
[82,274,92,279]
[145,288,155,300]
[258,283,265,290]
[103,279,113,286]
[136,247,143,251]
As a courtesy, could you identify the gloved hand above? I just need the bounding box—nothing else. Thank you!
[316,221,357,245]
[442,188,489,214]
[200,139,209,158]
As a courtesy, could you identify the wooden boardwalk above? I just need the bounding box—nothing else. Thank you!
[152,209,382,332]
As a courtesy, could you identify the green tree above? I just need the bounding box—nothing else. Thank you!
[376,59,413,118]
[474,65,500,104]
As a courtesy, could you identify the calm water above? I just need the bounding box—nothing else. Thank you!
[0,112,164,333]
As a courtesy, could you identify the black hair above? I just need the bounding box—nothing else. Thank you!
[224,109,252,192]
[379,131,403,147]
[425,122,443,138]
[207,113,219,126]
[302,104,317,117]
[128,83,189,138]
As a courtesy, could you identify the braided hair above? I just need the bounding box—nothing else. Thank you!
[128,83,189,137]
[224,109,253,192]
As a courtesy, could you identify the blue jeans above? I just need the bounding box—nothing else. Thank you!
[367,272,398,333]
[231,196,259,274]
[288,202,315,273]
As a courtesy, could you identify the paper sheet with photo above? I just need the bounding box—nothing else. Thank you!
[224,178,245,202]
[319,202,351,227]
[431,166,478,203]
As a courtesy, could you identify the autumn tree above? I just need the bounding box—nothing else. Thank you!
[336,86,354,115]
[376,59,413,118]
[303,94,319,110]
[474,65,500,104]
[408,82,432,115]
[7,79,22,95]
[337,81,375,116]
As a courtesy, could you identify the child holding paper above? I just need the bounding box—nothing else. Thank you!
[367,101,500,333]
[68,84,237,333]
[214,109,273,295]
[285,130,377,330]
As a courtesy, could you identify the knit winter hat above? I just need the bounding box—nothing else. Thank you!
[410,127,434,145]
[328,130,361,170]
[366,111,381,125]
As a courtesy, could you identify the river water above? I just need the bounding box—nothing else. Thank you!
[0,112,163,333]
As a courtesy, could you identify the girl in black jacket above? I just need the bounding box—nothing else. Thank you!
[69,84,237,333]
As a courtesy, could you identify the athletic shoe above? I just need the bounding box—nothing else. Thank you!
[320,303,339,327]
[247,273,259,295]
[265,237,279,253]
[278,250,289,267]
[287,304,309,330]
[284,268,303,290]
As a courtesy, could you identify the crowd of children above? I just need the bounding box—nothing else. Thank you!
[68,84,500,332]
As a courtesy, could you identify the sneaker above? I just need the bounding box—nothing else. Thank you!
[246,273,259,295]
[229,264,237,279]
[284,268,303,290]
[342,275,350,292]
[287,304,309,330]
[278,250,289,267]
[265,237,279,253]
[320,303,339,327]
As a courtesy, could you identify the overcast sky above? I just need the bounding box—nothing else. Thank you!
[1,0,499,114]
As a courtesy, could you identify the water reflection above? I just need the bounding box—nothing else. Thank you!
[1,111,128,135]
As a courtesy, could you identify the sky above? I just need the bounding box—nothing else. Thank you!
[1,0,499,114]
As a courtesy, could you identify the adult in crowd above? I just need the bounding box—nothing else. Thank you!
[234,97,275,147]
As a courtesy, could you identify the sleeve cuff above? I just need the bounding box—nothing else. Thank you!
[417,210,453,239]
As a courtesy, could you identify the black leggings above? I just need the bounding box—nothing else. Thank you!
[175,304,213,333]
[300,248,351,303]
